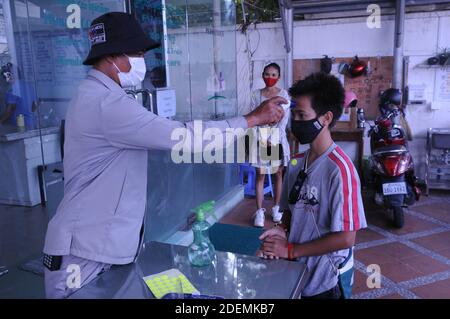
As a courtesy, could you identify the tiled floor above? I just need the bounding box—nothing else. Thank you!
[219,189,450,299]
[0,204,48,268]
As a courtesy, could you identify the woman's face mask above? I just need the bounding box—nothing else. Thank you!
[113,54,146,88]
[263,67,279,87]
[263,77,278,87]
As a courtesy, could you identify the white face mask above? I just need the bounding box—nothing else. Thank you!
[113,55,146,88]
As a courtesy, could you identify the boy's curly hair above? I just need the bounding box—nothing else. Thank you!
[289,72,345,128]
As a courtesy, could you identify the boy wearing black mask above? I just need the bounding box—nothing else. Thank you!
[258,72,367,299]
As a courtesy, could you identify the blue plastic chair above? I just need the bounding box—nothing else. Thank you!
[239,163,273,197]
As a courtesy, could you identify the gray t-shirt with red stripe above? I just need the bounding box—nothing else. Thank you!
[280,143,367,297]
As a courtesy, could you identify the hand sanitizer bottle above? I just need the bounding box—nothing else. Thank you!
[188,201,216,267]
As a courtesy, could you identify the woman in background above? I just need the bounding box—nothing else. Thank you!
[249,63,290,228]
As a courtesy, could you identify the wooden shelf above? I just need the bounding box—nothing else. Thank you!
[330,129,365,181]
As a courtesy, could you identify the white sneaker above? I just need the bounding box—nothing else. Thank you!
[272,205,283,223]
[254,208,266,228]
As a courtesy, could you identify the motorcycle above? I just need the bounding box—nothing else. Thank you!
[368,89,420,228]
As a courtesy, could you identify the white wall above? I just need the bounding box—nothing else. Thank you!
[237,11,450,179]
[237,23,289,115]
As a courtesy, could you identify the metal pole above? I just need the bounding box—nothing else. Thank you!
[240,0,247,24]
[286,6,294,88]
[279,1,291,53]
[212,0,221,118]
[393,0,405,89]
[161,0,170,87]
[279,0,294,87]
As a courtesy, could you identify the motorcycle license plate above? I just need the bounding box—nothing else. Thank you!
[382,182,407,195]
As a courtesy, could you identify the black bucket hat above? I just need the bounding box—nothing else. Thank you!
[83,12,160,65]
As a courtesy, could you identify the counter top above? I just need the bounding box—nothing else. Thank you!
[0,242,308,299]
[0,125,60,142]
[70,241,308,299]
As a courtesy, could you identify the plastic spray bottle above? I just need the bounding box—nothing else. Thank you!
[188,200,216,267]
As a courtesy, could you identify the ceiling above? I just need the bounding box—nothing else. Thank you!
[287,0,450,18]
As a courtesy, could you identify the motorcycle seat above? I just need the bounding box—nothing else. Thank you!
[373,145,407,156]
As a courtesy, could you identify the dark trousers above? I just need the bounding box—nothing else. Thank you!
[302,285,342,299]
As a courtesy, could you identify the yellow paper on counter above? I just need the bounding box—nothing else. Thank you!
[143,268,199,299]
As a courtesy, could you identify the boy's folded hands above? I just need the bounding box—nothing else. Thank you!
[256,227,289,259]
[261,236,289,259]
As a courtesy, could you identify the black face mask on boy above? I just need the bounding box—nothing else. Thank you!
[291,117,324,144]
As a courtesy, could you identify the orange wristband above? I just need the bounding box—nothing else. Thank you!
[287,243,294,260]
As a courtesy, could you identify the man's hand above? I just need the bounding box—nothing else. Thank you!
[261,235,289,259]
[244,96,286,128]
[259,226,287,241]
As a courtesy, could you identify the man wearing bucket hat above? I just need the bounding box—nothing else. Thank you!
[42,12,286,298]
